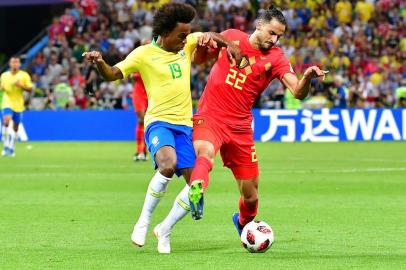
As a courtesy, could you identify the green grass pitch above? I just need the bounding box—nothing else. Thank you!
[1,142,405,269]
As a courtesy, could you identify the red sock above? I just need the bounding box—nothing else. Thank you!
[238,196,258,226]
[190,156,213,189]
[136,123,145,153]
[134,125,138,153]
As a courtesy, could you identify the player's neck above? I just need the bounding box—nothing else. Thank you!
[11,69,19,75]
[155,37,171,53]
[248,33,260,50]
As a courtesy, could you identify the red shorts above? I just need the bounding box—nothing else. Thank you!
[132,81,148,112]
[192,114,258,180]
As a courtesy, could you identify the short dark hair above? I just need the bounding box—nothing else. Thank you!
[258,6,287,26]
[153,3,196,36]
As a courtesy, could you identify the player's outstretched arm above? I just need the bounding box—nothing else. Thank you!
[281,66,328,100]
[193,32,242,65]
[82,51,123,81]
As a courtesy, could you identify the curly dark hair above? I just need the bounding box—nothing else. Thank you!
[153,3,196,37]
[258,6,287,26]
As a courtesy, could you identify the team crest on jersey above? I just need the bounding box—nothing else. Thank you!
[194,119,204,126]
[179,50,186,58]
[237,56,249,69]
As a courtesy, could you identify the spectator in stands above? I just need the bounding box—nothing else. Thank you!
[115,30,134,55]
[60,8,76,40]
[21,0,405,110]
[53,77,73,109]
[49,17,64,46]
[355,0,374,23]
[331,75,348,108]
[30,54,46,76]
[74,87,88,109]
[48,52,63,81]
[69,67,86,90]
[335,0,352,25]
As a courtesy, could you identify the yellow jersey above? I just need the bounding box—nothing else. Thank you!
[115,32,201,128]
[0,70,33,112]
[335,1,352,24]
[355,2,374,22]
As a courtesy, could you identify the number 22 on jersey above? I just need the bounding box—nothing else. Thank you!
[225,68,247,90]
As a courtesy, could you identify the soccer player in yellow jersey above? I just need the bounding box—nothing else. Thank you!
[83,3,240,253]
[0,56,33,157]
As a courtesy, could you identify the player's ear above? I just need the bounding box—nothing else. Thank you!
[256,19,263,31]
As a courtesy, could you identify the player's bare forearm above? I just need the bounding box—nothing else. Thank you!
[207,32,242,64]
[194,32,242,64]
[207,32,231,48]
[294,75,312,100]
[82,51,123,81]
[193,46,218,65]
[282,66,327,100]
[96,60,123,81]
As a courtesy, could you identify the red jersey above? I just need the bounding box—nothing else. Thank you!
[132,73,148,112]
[197,29,294,129]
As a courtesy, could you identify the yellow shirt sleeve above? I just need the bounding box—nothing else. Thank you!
[23,72,33,89]
[184,32,202,59]
[114,46,144,78]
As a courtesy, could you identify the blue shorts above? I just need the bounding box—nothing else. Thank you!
[2,108,23,124]
[145,121,196,177]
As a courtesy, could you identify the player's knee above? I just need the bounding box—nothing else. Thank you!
[158,158,177,177]
[243,194,258,206]
[196,149,215,164]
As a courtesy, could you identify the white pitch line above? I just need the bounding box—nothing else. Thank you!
[261,167,406,174]
[271,158,406,163]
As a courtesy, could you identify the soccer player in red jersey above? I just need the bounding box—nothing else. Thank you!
[132,73,148,161]
[187,7,327,232]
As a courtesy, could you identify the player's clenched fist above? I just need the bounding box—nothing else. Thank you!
[82,51,103,64]
[198,33,217,48]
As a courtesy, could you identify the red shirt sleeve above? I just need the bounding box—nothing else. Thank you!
[272,50,295,81]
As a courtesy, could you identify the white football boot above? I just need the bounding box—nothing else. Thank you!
[131,221,149,247]
[153,223,171,254]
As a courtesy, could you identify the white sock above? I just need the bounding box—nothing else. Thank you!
[2,127,8,147]
[1,126,6,142]
[160,184,190,231]
[10,130,18,151]
[137,171,172,225]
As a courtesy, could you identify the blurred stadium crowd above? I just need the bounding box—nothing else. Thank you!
[21,0,406,110]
